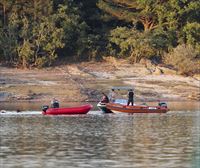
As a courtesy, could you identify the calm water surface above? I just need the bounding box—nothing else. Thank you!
[0,102,200,168]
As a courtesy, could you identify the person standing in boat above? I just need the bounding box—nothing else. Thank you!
[51,98,59,108]
[127,89,134,106]
[110,89,116,103]
[101,92,109,103]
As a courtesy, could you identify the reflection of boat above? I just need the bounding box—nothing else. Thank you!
[106,103,168,114]
[42,104,93,115]
[97,102,112,113]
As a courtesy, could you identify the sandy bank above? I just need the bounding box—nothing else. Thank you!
[0,59,199,104]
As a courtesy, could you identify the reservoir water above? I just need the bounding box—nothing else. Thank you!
[0,102,200,168]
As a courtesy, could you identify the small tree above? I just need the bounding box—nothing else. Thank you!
[109,27,156,63]
[183,22,200,53]
[17,40,34,68]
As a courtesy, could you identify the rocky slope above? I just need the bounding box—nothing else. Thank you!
[0,58,199,103]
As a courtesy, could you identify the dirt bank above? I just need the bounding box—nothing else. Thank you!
[0,58,199,104]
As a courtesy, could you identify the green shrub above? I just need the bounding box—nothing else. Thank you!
[35,57,49,68]
[109,27,157,63]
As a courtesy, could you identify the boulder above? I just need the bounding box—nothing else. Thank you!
[188,92,200,101]
[193,74,200,81]
[140,58,155,68]
[159,67,177,75]
[152,67,163,75]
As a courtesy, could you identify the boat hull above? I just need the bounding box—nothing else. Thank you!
[97,102,112,113]
[43,104,93,115]
[106,103,168,114]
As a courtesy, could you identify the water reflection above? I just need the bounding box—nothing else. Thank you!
[0,111,200,168]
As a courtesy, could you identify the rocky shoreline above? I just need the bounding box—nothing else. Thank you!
[0,58,200,103]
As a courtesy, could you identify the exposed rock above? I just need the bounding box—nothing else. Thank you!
[159,67,177,75]
[188,92,200,101]
[17,96,33,100]
[152,67,163,75]
[140,59,177,76]
[193,74,200,81]
[0,92,12,101]
[140,58,154,67]
[0,60,199,102]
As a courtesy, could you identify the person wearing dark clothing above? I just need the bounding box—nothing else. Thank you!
[127,89,134,106]
[51,98,59,108]
[101,92,109,103]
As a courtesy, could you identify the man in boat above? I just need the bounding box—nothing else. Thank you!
[127,89,134,106]
[100,92,109,103]
[51,98,59,108]
[109,89,116,103]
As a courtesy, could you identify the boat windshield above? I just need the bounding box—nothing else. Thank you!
[114,99,127,105]
[109,86,134,102]
[111,86,133,91]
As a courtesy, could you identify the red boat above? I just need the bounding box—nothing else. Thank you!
[42,104,93,115]
[106,103,169,114]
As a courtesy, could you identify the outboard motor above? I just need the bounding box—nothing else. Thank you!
[42,105,49,112]
[158,102,167,108]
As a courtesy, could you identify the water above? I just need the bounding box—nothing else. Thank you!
[0,102,200,168]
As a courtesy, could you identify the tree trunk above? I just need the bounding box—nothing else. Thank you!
[3,1,6,26]
[140,17,155,32]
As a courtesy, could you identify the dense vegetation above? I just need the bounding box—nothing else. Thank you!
[0,0,199,74]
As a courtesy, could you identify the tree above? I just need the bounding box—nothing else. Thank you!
[55,0,103,60]
[98,0,200,32]
[98,0,200,60]
[109,27,156,63]
[0,0,65,68]
[183,22,200,52]
[97,0,162,31]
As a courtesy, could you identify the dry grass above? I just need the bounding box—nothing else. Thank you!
[164,45,200,75]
